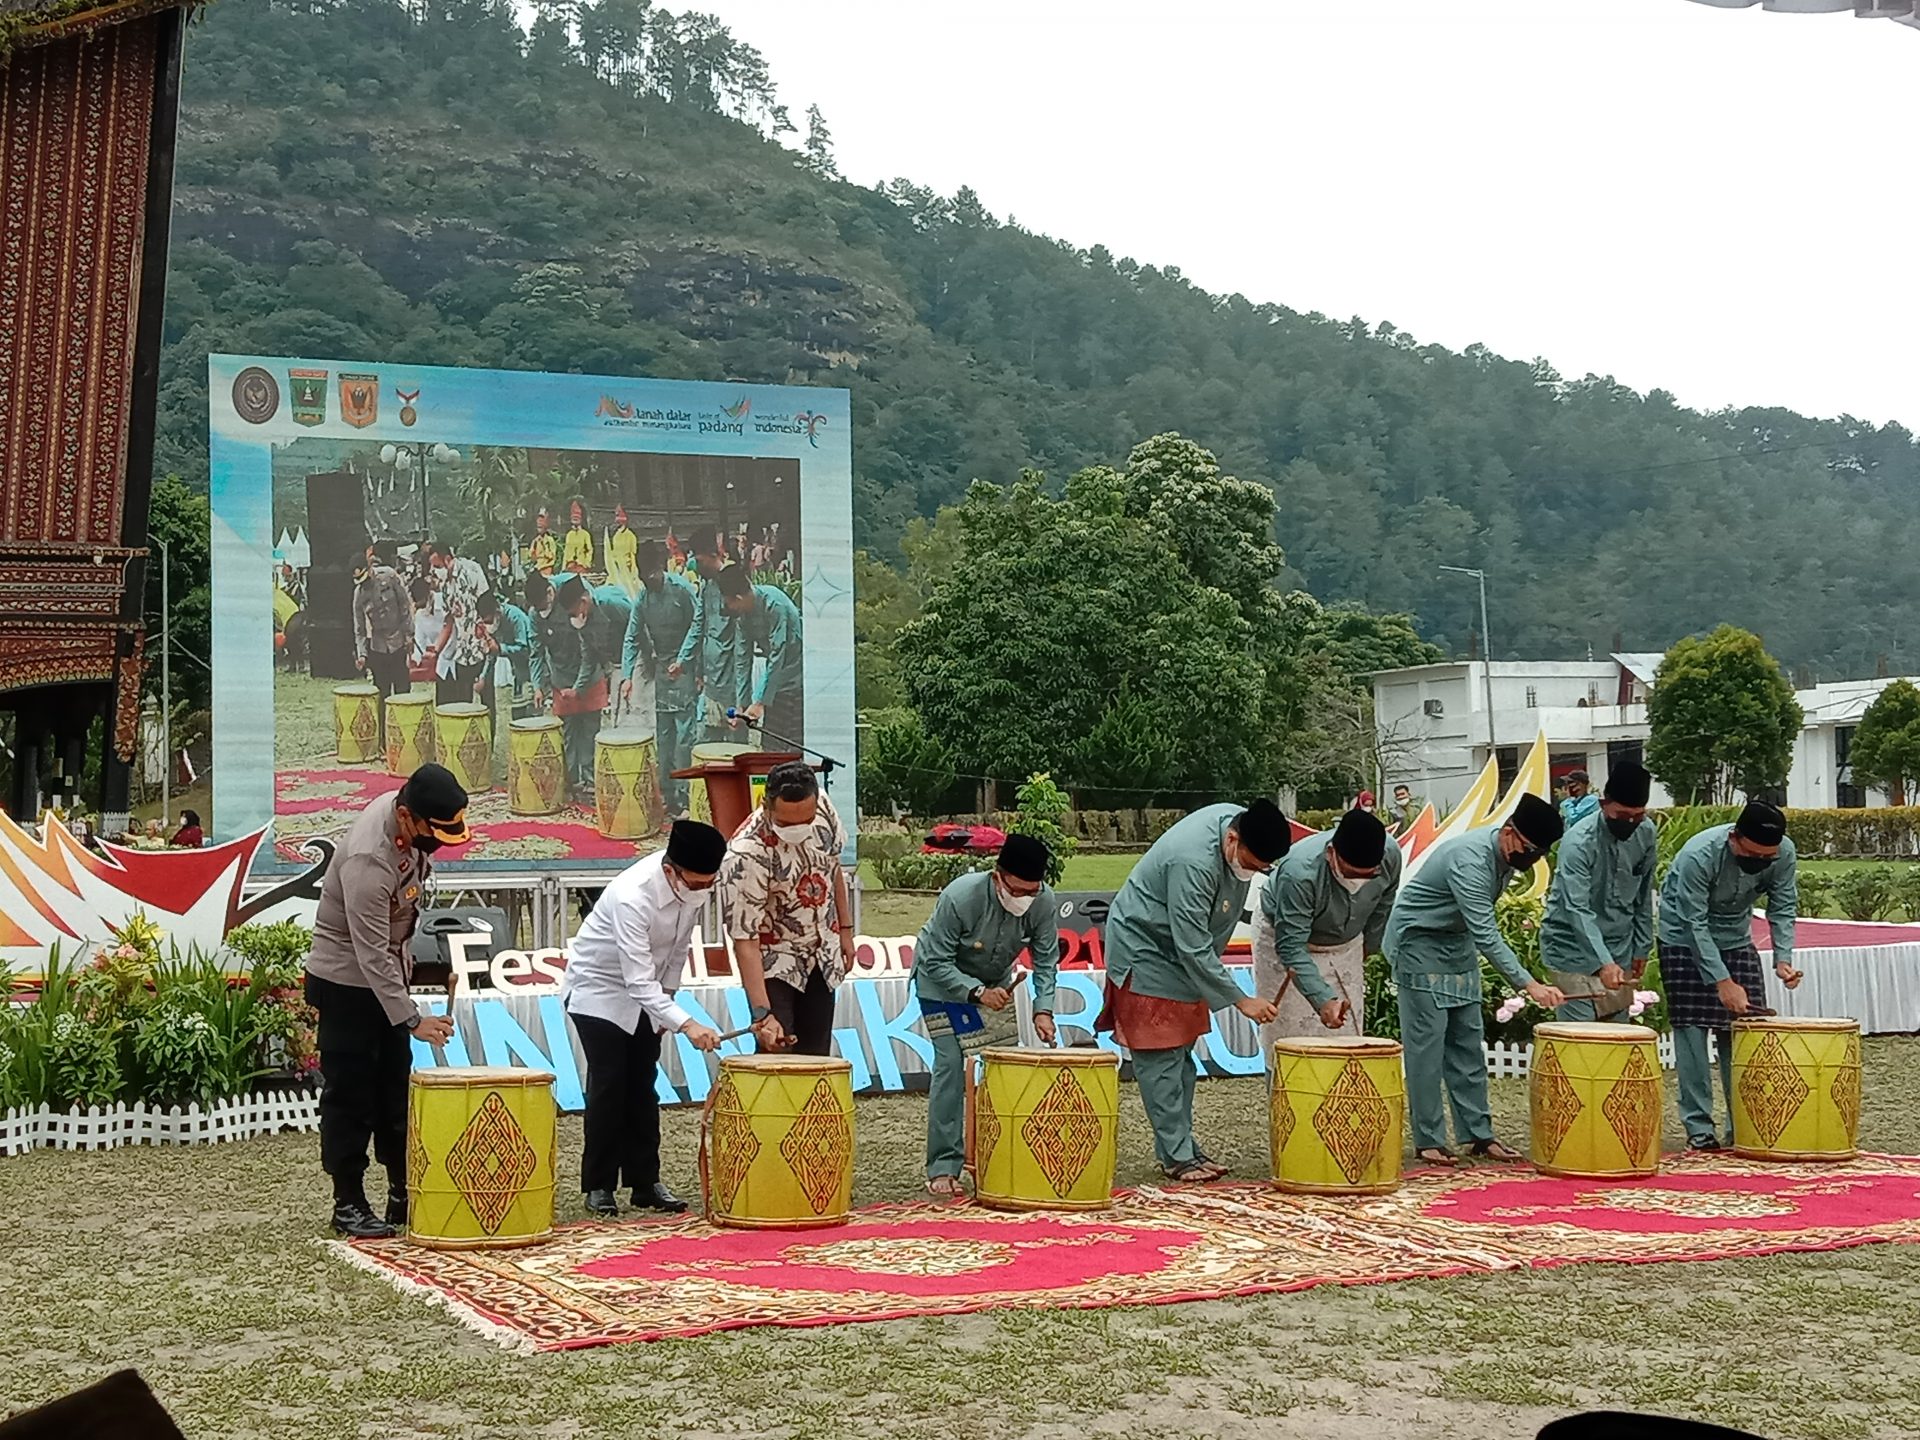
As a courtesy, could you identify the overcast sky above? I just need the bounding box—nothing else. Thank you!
[641,0,1918,430]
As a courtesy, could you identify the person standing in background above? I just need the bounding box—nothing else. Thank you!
[678,528,746,744]
[1391,784,1421,833]
[605,504,639,592]
[353,540,414,751]
[550,574,634,792]
[563,498,594,575]
[715,563,803,743]
[528,508,558,577]
[1560,770,1599,828]
[170,810,203,848]
[621,540,700,816]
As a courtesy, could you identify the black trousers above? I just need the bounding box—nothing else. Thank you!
[306,973,412,1204]
[571,1010,663,1193]
[765,967,837,1057]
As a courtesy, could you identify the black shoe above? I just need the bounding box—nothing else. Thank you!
[331,1201,397,1239]
[384,1192,408,1229]
[584,1188,620,1218]
[1688,1136,1724,1152]
[633,1182,688,1213]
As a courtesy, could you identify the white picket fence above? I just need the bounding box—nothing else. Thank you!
[1482,1032,1700,1080]
[0,1087,320,1157]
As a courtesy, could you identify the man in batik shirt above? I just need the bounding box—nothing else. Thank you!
[720,761,854,1056]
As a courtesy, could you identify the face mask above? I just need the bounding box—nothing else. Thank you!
[1736,853,1772,875]
[537,602,553,618]
[996,879,1036,917]
[1336,871,1370,894]
[1605,816,1642,841]
[1228,855,1260,883]
[773,822,814,847]
[412,835,443,856]
[569,613,588,630]
[1508,846,1545,871]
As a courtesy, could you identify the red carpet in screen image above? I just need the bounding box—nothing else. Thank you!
[331,1152,1920,1350]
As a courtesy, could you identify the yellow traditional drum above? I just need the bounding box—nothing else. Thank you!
[594,728,663,839]
[1731,1016,1862,1161]
[703,1054,854,1229]
[384,691,435,776]
[507,716,566,816]
[971,1046,1120,1211]
[434,702,493,794]
[1529,1022,1663,1179]
[687,741,751,827]
[332,682,380,764]
[406,1066,557,1250]
[1269,1036,1406,1195]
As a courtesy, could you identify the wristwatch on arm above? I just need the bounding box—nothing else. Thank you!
[968,986,984,1004]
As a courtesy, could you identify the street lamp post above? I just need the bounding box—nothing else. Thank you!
[1440,565,1496,771]
[379,442,461,539]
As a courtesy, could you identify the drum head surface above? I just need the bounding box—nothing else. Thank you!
[1534,1022,1658,1042]
[412,1065,556,1086]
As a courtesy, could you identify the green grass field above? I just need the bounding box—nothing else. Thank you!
[7,1047,1920,1438]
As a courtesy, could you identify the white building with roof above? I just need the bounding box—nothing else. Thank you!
[1373,655,1920,813]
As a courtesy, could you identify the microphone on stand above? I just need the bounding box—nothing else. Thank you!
[725,708,842,787]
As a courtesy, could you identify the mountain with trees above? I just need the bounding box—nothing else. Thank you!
[153,0,1920,742]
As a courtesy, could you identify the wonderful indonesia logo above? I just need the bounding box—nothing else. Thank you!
[752,410,829,447]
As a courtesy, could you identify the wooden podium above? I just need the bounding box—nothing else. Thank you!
[670,750,809,840]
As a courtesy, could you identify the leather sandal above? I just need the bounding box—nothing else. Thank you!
[1467,1139,1525,1163]
[1415,1147,1459,1168]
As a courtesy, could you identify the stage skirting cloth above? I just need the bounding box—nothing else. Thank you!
[329,1151,1920,1349]
[1759,943,1920,1035]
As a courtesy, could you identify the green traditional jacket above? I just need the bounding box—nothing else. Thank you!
[622,573,699,710]
[1103,804,1249,1011]
[1383,827,1533,1007]
[1656,824,1798,981]
[1260,831,1401,1009]
[909,871,1060,1013]
[1539,810,1656,976]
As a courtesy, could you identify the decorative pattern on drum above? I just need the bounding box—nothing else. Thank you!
[1311,1058,1394,1186]
[333,684,380,764]
[507,719,566,816]
[435,703,493,794]
[385,697,436,777]
[594,730,663,840]
[1600,1045,1660,1162]
[707,1075,759,1213]
[1270,1069,1294,1156]
[445,1091,539,1236]
[975,1077,1000,1171]
[1833,1035,1862,1137]
[1738,1033,1810,1149]
[780,1078,856,1215]
[1530,1042,1583,1165]
[1020,1068,1105,1197]
[407,1109,430,1189]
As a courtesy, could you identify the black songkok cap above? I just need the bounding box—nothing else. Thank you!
[1604,761,1652,807]
[1235,798,1292,864]
[997,833,1050,883]
[553,573,589,610]
[665,818,727,874]
[1330,808,1388,870]
[1736,800,1787,847]
[1508,793,1564,849]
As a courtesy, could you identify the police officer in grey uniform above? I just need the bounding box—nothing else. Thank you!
[303,763,470,1237]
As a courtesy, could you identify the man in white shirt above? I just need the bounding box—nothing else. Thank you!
[562,819,726,1217]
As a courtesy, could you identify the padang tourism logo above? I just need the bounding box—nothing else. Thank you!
[753,410,829,447]
[699,396,753,436]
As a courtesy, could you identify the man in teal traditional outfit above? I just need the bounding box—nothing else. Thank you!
[675,529,746,744]
[910,835,1061,1197]
[1097,800,1287,1182]
[1540,761,1657,1022]
[1385,794,1566,1166]
[551,574,634,792]
[716,563,804,743]
[1253,807,1400,1048]
[620,540,700,816]
[1656,799,1802,1149]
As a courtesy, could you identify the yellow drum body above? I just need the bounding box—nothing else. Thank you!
[1269,1036,1406,1195]
[1529,1022,1663,1178]
[385,691,435,776]
[507,716,566,816]
[687,741,751,827]
[435,702,493,793]
[406,1066,557,1249]
[705,1055,854,1229]
[972,1046,1120,1212]
[594,728,663,839]
[1731,1017,1861,1161]
[332,683,380,764]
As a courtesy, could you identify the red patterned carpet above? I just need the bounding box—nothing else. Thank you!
[330,1153,1920,1350]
